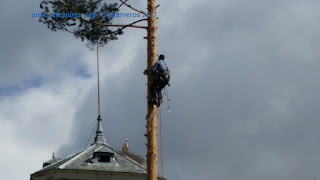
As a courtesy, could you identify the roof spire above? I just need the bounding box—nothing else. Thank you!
[93,115,106,144]
[92,44,106,145]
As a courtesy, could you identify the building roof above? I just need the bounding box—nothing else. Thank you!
[32,143,147,175]
[31,115,165,179]
[42,153,61,168]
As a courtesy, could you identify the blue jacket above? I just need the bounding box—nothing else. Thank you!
[151,60,169,74]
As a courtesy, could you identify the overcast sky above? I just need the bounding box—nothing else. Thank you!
[1,0,320,180]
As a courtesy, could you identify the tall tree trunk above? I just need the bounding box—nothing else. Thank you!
[146,0,158,179]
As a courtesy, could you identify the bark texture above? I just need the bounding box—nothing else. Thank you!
[146,0,158,179]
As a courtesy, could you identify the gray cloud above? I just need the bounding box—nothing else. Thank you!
[2,0,320,180]
[58,1,320,179]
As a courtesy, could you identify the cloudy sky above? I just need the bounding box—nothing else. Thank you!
[1,0,320,179]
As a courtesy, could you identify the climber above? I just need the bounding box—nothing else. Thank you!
[144,54,170,106]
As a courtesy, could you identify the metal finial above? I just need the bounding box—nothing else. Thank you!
[93,115,106,145]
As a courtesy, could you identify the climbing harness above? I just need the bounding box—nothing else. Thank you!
[158,70,170,85]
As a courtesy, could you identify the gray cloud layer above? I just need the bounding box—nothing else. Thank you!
[59,1,320,179]
[2,0,320,179]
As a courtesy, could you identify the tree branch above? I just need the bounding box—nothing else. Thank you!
[95,19,148,35]
[105,18,148,33]
[119,0,144,14]
[80,17,148,30]
[87,18,148,37]
[117,0,128,9]
[98,23,147,29]
[86,0,103,10]
[52,18,75,34]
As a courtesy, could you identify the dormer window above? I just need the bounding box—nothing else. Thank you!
[92,152,115,164]
[99,156,110,162]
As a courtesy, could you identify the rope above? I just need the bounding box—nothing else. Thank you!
[159,102,164,177]
[84,122,98,148]
[164,86,170,112]
[84,44,101,148]
[158,85,171,176]
[97,44,101,116]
